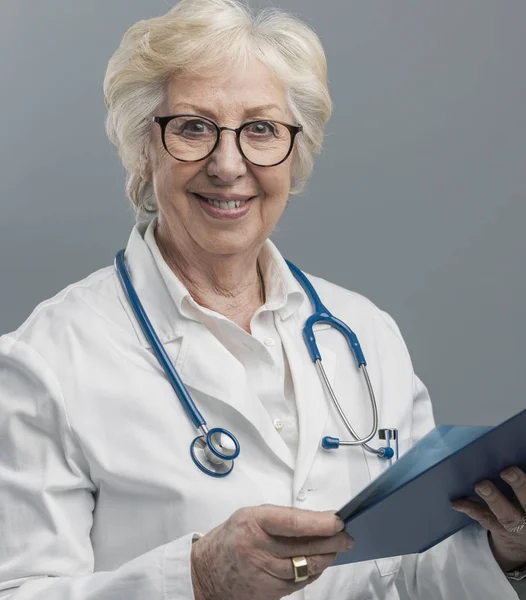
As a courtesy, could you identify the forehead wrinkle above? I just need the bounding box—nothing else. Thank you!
[169,102,285,120]
[165,70,289,123]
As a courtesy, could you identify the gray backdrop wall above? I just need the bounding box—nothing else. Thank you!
[1,1,525,598]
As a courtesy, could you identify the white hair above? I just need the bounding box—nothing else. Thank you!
[103,0,332,217]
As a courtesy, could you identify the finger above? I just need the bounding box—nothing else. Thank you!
[278,571,324,598]
[266,551,338,581]
[269,532,354,558]
[501,467,526,511]
[473,479,525,531]
[452,499,502,532]
[255,505,344,538]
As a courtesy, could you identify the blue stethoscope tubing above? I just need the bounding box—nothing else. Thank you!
[115,249,395,478]
[284,260,394,459]
[115,250,240,478]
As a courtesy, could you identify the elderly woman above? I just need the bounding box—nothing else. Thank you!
[1,1,525,599]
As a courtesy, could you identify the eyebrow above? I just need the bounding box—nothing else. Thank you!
[170,103,283,119]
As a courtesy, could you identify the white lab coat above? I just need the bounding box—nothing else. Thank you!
[0,222,518,600]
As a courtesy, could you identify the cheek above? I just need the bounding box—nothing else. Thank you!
[259,164,292,200]
[154,160,197,204]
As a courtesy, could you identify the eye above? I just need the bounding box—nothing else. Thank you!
[167,117,216,138]
[244,121,276,136]
[181,119,215,136]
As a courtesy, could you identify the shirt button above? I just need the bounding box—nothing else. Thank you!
[273,418,284,431]
[264,337,275,347]
[297,488,308,501]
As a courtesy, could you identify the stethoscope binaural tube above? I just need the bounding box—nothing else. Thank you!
[285,260,396,460]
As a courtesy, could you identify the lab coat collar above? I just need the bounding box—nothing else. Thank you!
[120,220,306,350]
[116,221,185,348]
[257,240,305,321]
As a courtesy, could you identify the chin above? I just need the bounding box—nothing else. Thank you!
[198,231,264,257]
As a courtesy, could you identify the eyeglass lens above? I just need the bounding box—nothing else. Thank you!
[163,116,292,166]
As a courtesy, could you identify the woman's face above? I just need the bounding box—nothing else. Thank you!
[145,59,295,258]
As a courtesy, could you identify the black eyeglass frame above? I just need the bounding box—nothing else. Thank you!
[153,114,303,167]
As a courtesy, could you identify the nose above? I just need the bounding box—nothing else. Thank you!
[205,129,248,182]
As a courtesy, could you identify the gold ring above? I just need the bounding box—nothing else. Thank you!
[291,555,309,582]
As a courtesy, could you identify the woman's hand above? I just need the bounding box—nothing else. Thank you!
[452,466,526,572]
[190,504,353,600]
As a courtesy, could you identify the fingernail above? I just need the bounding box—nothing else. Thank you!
[502,469,518,483]
[345,535,354,550]
[477,484,492,497]
[336,518,345,531]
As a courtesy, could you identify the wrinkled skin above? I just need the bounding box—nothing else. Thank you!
[191,504,353,600]
[453,466,526,571]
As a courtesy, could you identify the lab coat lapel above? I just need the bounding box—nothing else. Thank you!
[175,323,296,471]
[116,223,181,347]
[278,316,337,500]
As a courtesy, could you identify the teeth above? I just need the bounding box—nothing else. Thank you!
[203,197,246,209]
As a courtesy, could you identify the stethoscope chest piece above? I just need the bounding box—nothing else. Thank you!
[190,428,240,478]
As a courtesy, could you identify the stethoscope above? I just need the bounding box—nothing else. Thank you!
[115,250,399,478]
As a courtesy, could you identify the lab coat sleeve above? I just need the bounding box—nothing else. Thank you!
[400,374,519,599]
[0,335,197,600]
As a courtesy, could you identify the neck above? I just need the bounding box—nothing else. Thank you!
[154,223,265,331]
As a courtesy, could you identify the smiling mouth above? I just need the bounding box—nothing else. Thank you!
[192,193,252,209]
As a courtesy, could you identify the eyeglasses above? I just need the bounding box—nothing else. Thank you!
[153,114,303,167]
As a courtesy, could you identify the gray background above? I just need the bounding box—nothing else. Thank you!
[1,1,525,598]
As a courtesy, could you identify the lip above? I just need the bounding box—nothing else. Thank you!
[190,192,254,220]
[191,192,255,202]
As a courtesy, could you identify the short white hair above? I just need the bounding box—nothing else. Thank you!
[103,0,332,217]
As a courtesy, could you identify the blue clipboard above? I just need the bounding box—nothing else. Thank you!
[333,407,526,566]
